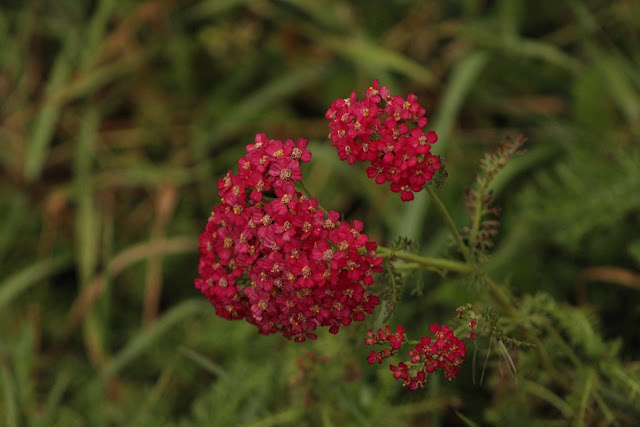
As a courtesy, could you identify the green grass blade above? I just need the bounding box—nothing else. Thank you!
[1,366,18,427]
[521,379,573,418]
[314,34,437,87]
[0,195,26,265]
[0,253,73,310]
[600,54,640,126]
[179,346,231,381]
[74,107,100,284]
[94,300,209,386]
[455,410,480,427]
[211,64,330,140]
[80,0,116,68]
[432,50,490,154]
[38,371,71,427]
[23,35,75,181]
[74,106,106,366]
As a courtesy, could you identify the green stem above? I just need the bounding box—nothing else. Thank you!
[376,246,473,274]
[425,185,472,262]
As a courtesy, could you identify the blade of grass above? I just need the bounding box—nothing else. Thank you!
[23,34,75,181]
[60,236,197,341]
[510,38,582,73]
[93,299,209,386]
[1,2,37,116]
[143,186,178,326]
[211,63,330,141]
[74,106,106,368]
[467,25,581,73]
[599,54,640,127]
[593,390,616,426]
[1,366,18,427]
[38,371,71,427]
[131,355,179,425]
[432,50,490,154]
[0,195,26,266]
[47,50,149,107]
[311,34,437,88]
[455,410,480,427]
[337,385,371,427]
[179,346,232,381]
[520,379,573,419]
[498,0,522,41]
[0,252,73,310]
[80,0,116,68]
[10,318,36,425]
[74,108,99,284]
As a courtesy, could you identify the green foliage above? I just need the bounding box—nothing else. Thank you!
[378,260,404,324]
[1,0,640,425]
[519,147,640,253]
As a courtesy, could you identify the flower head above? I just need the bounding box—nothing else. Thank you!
[326,80,441,201]
[195,134,383,342]
[367,323,467,391]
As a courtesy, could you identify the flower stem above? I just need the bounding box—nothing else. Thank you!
[425,185,472,263]
[376,246,473,274]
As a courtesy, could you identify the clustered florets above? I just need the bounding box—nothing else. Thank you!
[366,323,467,391]
[325,79,441,201]
[195,133,383,342]
[196,82,469,391]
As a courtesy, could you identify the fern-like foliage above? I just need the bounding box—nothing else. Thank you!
[481,306,534,350]
[378,260,404,324]
[514,292,640,423]
[375,236,414,323]
[519,292,606,361]
[461,135,526,254]
[518,147,640,253]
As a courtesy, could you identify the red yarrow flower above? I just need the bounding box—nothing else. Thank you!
[195,134,383,342]
[326,80,441,202]
[364,325,405,365]
[367,323,467,391]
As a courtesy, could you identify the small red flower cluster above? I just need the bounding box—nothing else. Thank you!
[365,325,406,364]
[325,79,441,201]
[467,317,478,340]
[195,133,383,342]
[405,324,467,382]
[366,324,467,391]
[456,303,478,340]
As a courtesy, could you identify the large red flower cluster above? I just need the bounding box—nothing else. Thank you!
[325,80,441,201]
[195,133,383,342]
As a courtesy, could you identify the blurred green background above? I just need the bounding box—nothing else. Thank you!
[1,0,640,425]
